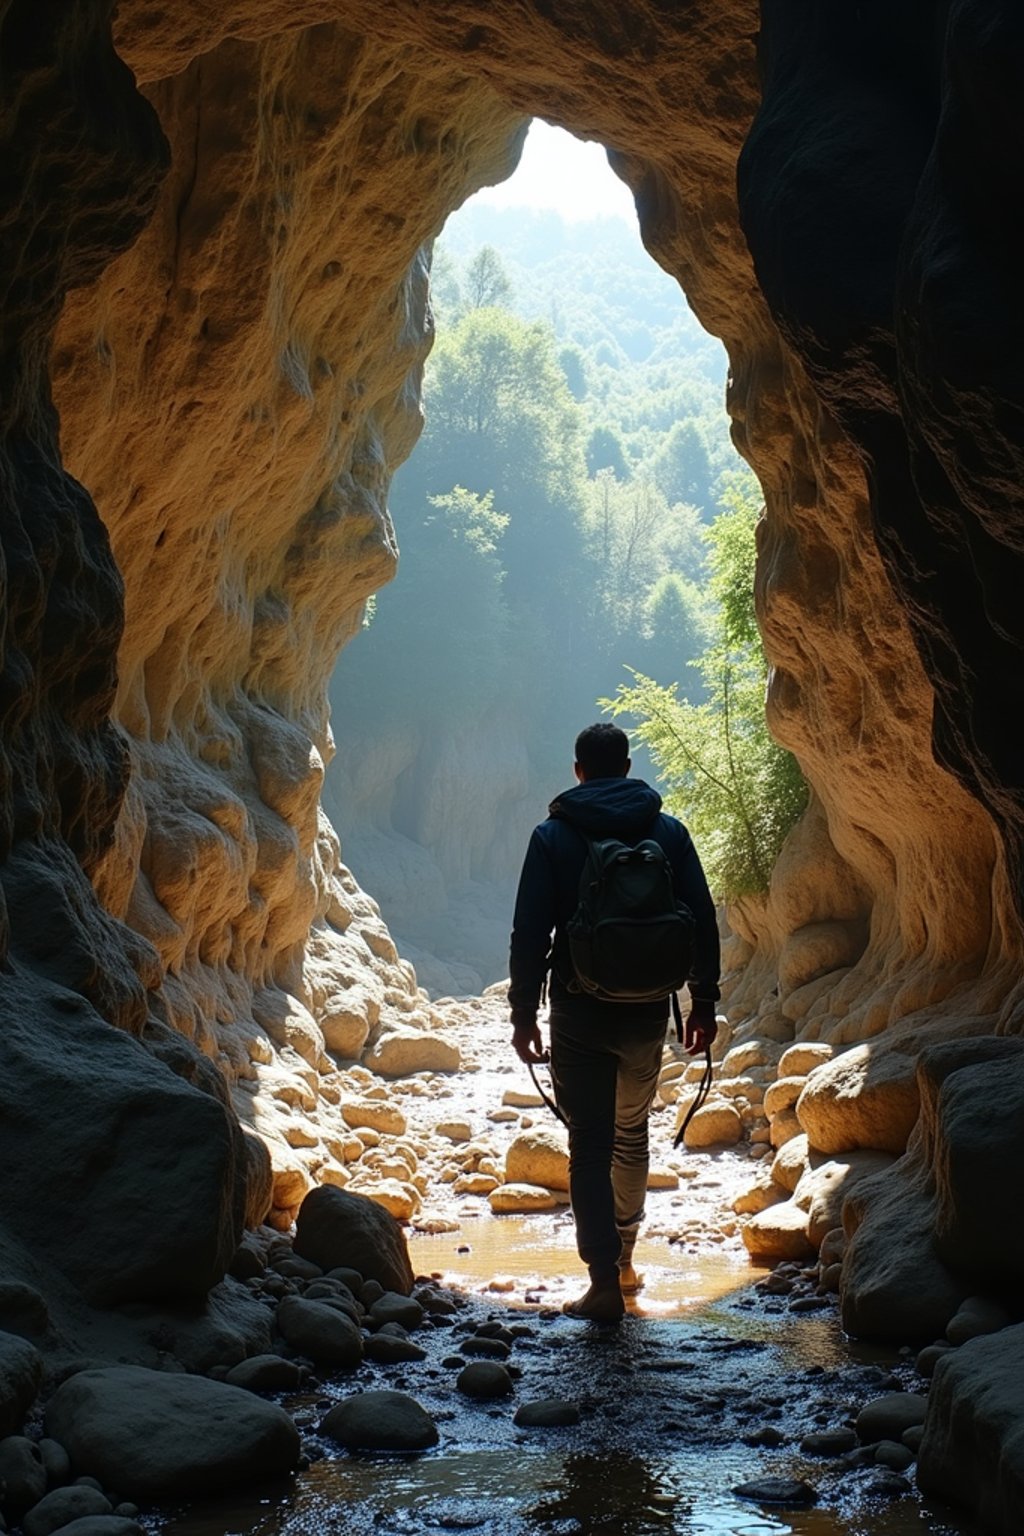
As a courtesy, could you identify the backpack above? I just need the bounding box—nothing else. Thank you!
[565,830,695,1003]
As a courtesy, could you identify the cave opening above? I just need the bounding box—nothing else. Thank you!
[325,121,751,1001]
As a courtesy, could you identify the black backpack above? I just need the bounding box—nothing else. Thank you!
[566,830,695,1003]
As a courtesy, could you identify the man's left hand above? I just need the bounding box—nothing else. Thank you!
[512,1020,548,1064]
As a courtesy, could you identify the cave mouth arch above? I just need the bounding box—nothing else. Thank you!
[323,119,747,998]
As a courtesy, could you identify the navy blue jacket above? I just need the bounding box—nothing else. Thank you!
[508,776,720,1025]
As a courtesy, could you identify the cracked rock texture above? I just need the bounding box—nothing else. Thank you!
[1,7,1024,1503]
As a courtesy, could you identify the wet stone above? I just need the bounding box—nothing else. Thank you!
[459,1337,510,1361]
[513,1398,581,1428]
[855,1392,928,1443]
[364,1334,428,1365]
[915,1342,953,1378]
[0,1435,47,1514]
[456,1362,514,1399]
[743,1425,786,1448]
[321,1391,439,1452]
[800,1427,858,1455]
[369,1292,425,1331]
[875,1440,915,1471]
[733,1477,818,1506]
[225,1355,304,1394]
[22,1485,112,1536]
[865,1472,913,1497]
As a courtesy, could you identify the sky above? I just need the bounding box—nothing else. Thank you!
[471,120,638,225]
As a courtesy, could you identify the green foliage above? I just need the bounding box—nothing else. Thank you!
[603,480,807,898]
[464,245,513,310]
[586,425,629,479]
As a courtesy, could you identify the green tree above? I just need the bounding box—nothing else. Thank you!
[586,424,629,479]
[652,419,713,515]
[464,245,513,310]
[603,477,807,897]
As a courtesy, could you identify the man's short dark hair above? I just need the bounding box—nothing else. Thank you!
[575,722,630,779]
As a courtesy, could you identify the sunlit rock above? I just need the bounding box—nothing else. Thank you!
[505,1127,569,1191]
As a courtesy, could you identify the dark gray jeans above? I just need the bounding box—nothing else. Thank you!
[549,1004,667,1281]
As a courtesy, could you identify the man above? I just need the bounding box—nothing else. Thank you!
[508,722,720,1323]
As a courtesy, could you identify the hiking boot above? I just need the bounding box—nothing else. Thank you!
[562,1279,625,1324]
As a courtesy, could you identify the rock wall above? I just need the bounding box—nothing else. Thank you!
[2,4,1024,1455]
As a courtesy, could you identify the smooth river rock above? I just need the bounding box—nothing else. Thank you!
[44,1366,301,1500]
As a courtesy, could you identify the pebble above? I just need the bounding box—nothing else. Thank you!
[864,1472,913,1497]
[364,1334,428,1365]
[460,1337,510,1361]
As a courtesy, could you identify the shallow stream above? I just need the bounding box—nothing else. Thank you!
[151,1223,974,1536]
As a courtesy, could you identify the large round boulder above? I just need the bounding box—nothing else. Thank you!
[294,1185,414,1294]
[44,1366,300,1500]
[504,1127,569,1191]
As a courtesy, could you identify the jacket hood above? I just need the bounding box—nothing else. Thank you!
[548,776,663,839]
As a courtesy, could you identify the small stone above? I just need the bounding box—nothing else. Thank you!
[276,1297,364,1369]
[915,1342,954,1379]
[321,1391,438,1452]
[38,1437,72,1487]
[456,1362,514,1399]
[364,1334,428,1364]
[488,1183,559,1214]
[225,1356,304,1393]
[743,1425,786,1448]
[0,1435,47,1515]
[513,1399,580,1427]
[733,1477,817,1506]
[864,1472,912,1497]
[22,1485,112,1536]
[460,1337,510,1361]
[855,1392,928,1444]
[435,1121,473,1142]
[945,1296,1013,1346]
[875,1440,915,1471]
[800,1427,857,1456]
[369,1292,425,1332]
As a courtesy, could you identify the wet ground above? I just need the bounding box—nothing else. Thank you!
[146,998,976,1536]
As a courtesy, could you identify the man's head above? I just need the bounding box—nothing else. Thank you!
[574,722,630,782]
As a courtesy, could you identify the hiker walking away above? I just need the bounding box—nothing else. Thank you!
[508,722,720,1323]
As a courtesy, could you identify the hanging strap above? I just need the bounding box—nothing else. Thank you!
[673,1042,714,1149]
[528,1058,566,1126]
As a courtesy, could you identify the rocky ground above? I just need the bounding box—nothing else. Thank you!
[0,988,987,1536]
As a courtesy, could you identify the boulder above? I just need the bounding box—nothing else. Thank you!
[0,1331,42,1438]
[363,1030,460,1077]
[321,1391,438,1451]
[741,1199,815,1261]
[368,1292,424,1331]
[791,1150,895,1245]
[505,1127,569,1191]
[918,1324,1024,1535]
[0,991,244,1303]
[488,1183,559,1214]
[275,1297,363,1368]
[340,1099,407,1137]
[352,1177,420,1222]
[294,1186,414,1294]
[44,1366,300,1500]
[778,1043,834,1078]
[796,1041,920,1155]
[770,1133,813,1192]
[769,1108,802,1148]
[680,1100,743,1149]
[763,1076,806,1120]
[732,1168,785,1216]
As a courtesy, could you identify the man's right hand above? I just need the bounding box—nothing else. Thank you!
[684,1000,718,1056]
[512,1020,548,1064]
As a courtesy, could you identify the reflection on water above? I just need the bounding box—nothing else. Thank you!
[158,1447,968,1536]
[407,1214,767,1317]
